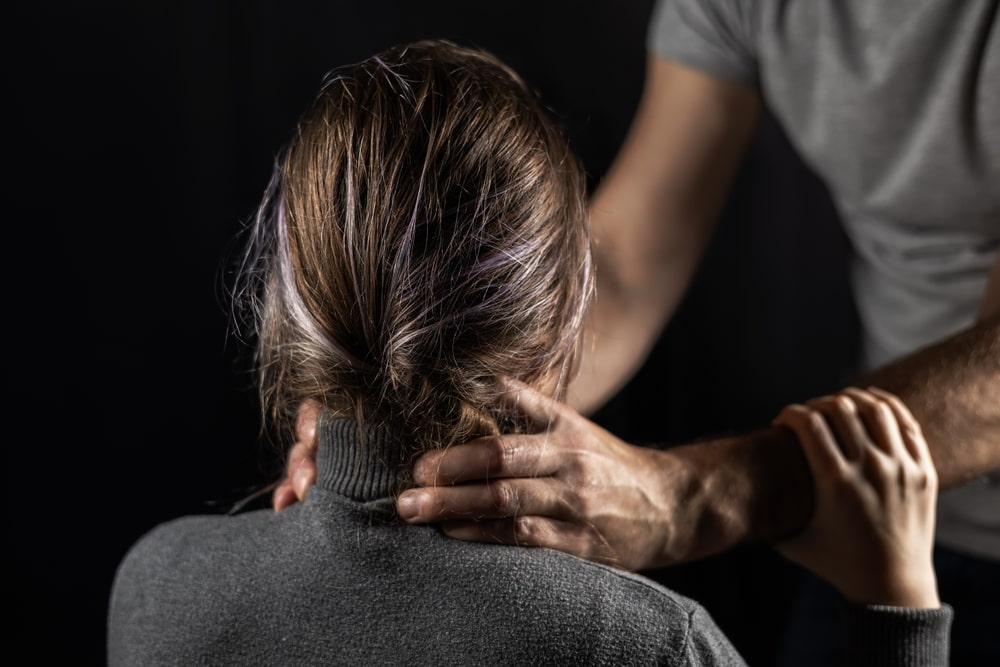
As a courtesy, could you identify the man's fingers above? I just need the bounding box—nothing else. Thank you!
[295,399,322,450]
[413,432,562,485]
[397,477,571,524]
[272,481,298,512]
[270,400,323,511]
[439,516,562,548]
[496,376,563,430]
[440,516,583,555]
[409,379,575,485]
[439,517,622,568]
[284,440,318,503]
[273,439,319,511]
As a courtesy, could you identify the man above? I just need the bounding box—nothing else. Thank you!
[277,1,1000,663]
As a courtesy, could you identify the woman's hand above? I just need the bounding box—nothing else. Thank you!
[772,386,940,608]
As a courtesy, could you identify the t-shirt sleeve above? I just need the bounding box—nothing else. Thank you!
[841,602,953,667]
[647,0,759,85]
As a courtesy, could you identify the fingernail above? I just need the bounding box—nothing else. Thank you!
[397,492,423,521]
[412,468,428,486]
[412,456,435,485]
[272,487,290,513]
[292,466,311,501]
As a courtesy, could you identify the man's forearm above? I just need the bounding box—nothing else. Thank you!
[567,58,761,416]
[663,315,1000,561]
[856,313,1000,488]
[654,426,810,564]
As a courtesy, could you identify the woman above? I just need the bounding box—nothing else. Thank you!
[108,40,949,665]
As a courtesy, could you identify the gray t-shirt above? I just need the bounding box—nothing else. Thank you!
[648,0,1000,562]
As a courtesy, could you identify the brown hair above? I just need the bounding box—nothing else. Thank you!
[241,39,592,455]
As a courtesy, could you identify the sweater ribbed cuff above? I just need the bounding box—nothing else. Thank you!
[841,602,953,667]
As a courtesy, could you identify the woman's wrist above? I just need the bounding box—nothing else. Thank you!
[842,565,941,610]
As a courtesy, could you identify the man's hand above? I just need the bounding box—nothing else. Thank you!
[773,387,939,608]
[272,400,321,512]
[270,383,683,570]
[273,380,807,570]
[394,378,698,571]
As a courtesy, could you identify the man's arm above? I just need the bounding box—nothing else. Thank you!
[855,318,1000,489]
[393,311,1000,571]
[568,55,760,414]
[399,209,1000,571]
[734,310,1000,548]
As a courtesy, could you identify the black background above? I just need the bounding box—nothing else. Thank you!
[10,2,859,664]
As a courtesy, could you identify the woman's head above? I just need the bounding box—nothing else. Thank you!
[242,39,592,454]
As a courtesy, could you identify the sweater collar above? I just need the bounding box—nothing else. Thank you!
[315,415,411,501]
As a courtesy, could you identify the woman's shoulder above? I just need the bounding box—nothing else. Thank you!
[433,538,747,664]
[109,509,282,607]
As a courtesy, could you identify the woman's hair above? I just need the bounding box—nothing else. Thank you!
[238,39,592,455]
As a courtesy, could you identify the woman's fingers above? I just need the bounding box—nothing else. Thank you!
[804,394,870,460]
[773,404,848,477]
[397,476,574,523]
[839,387,908,459]
[867,386,933,465]
[772,387,940,608]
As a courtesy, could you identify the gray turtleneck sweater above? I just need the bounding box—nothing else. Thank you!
[108,418,951,665]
